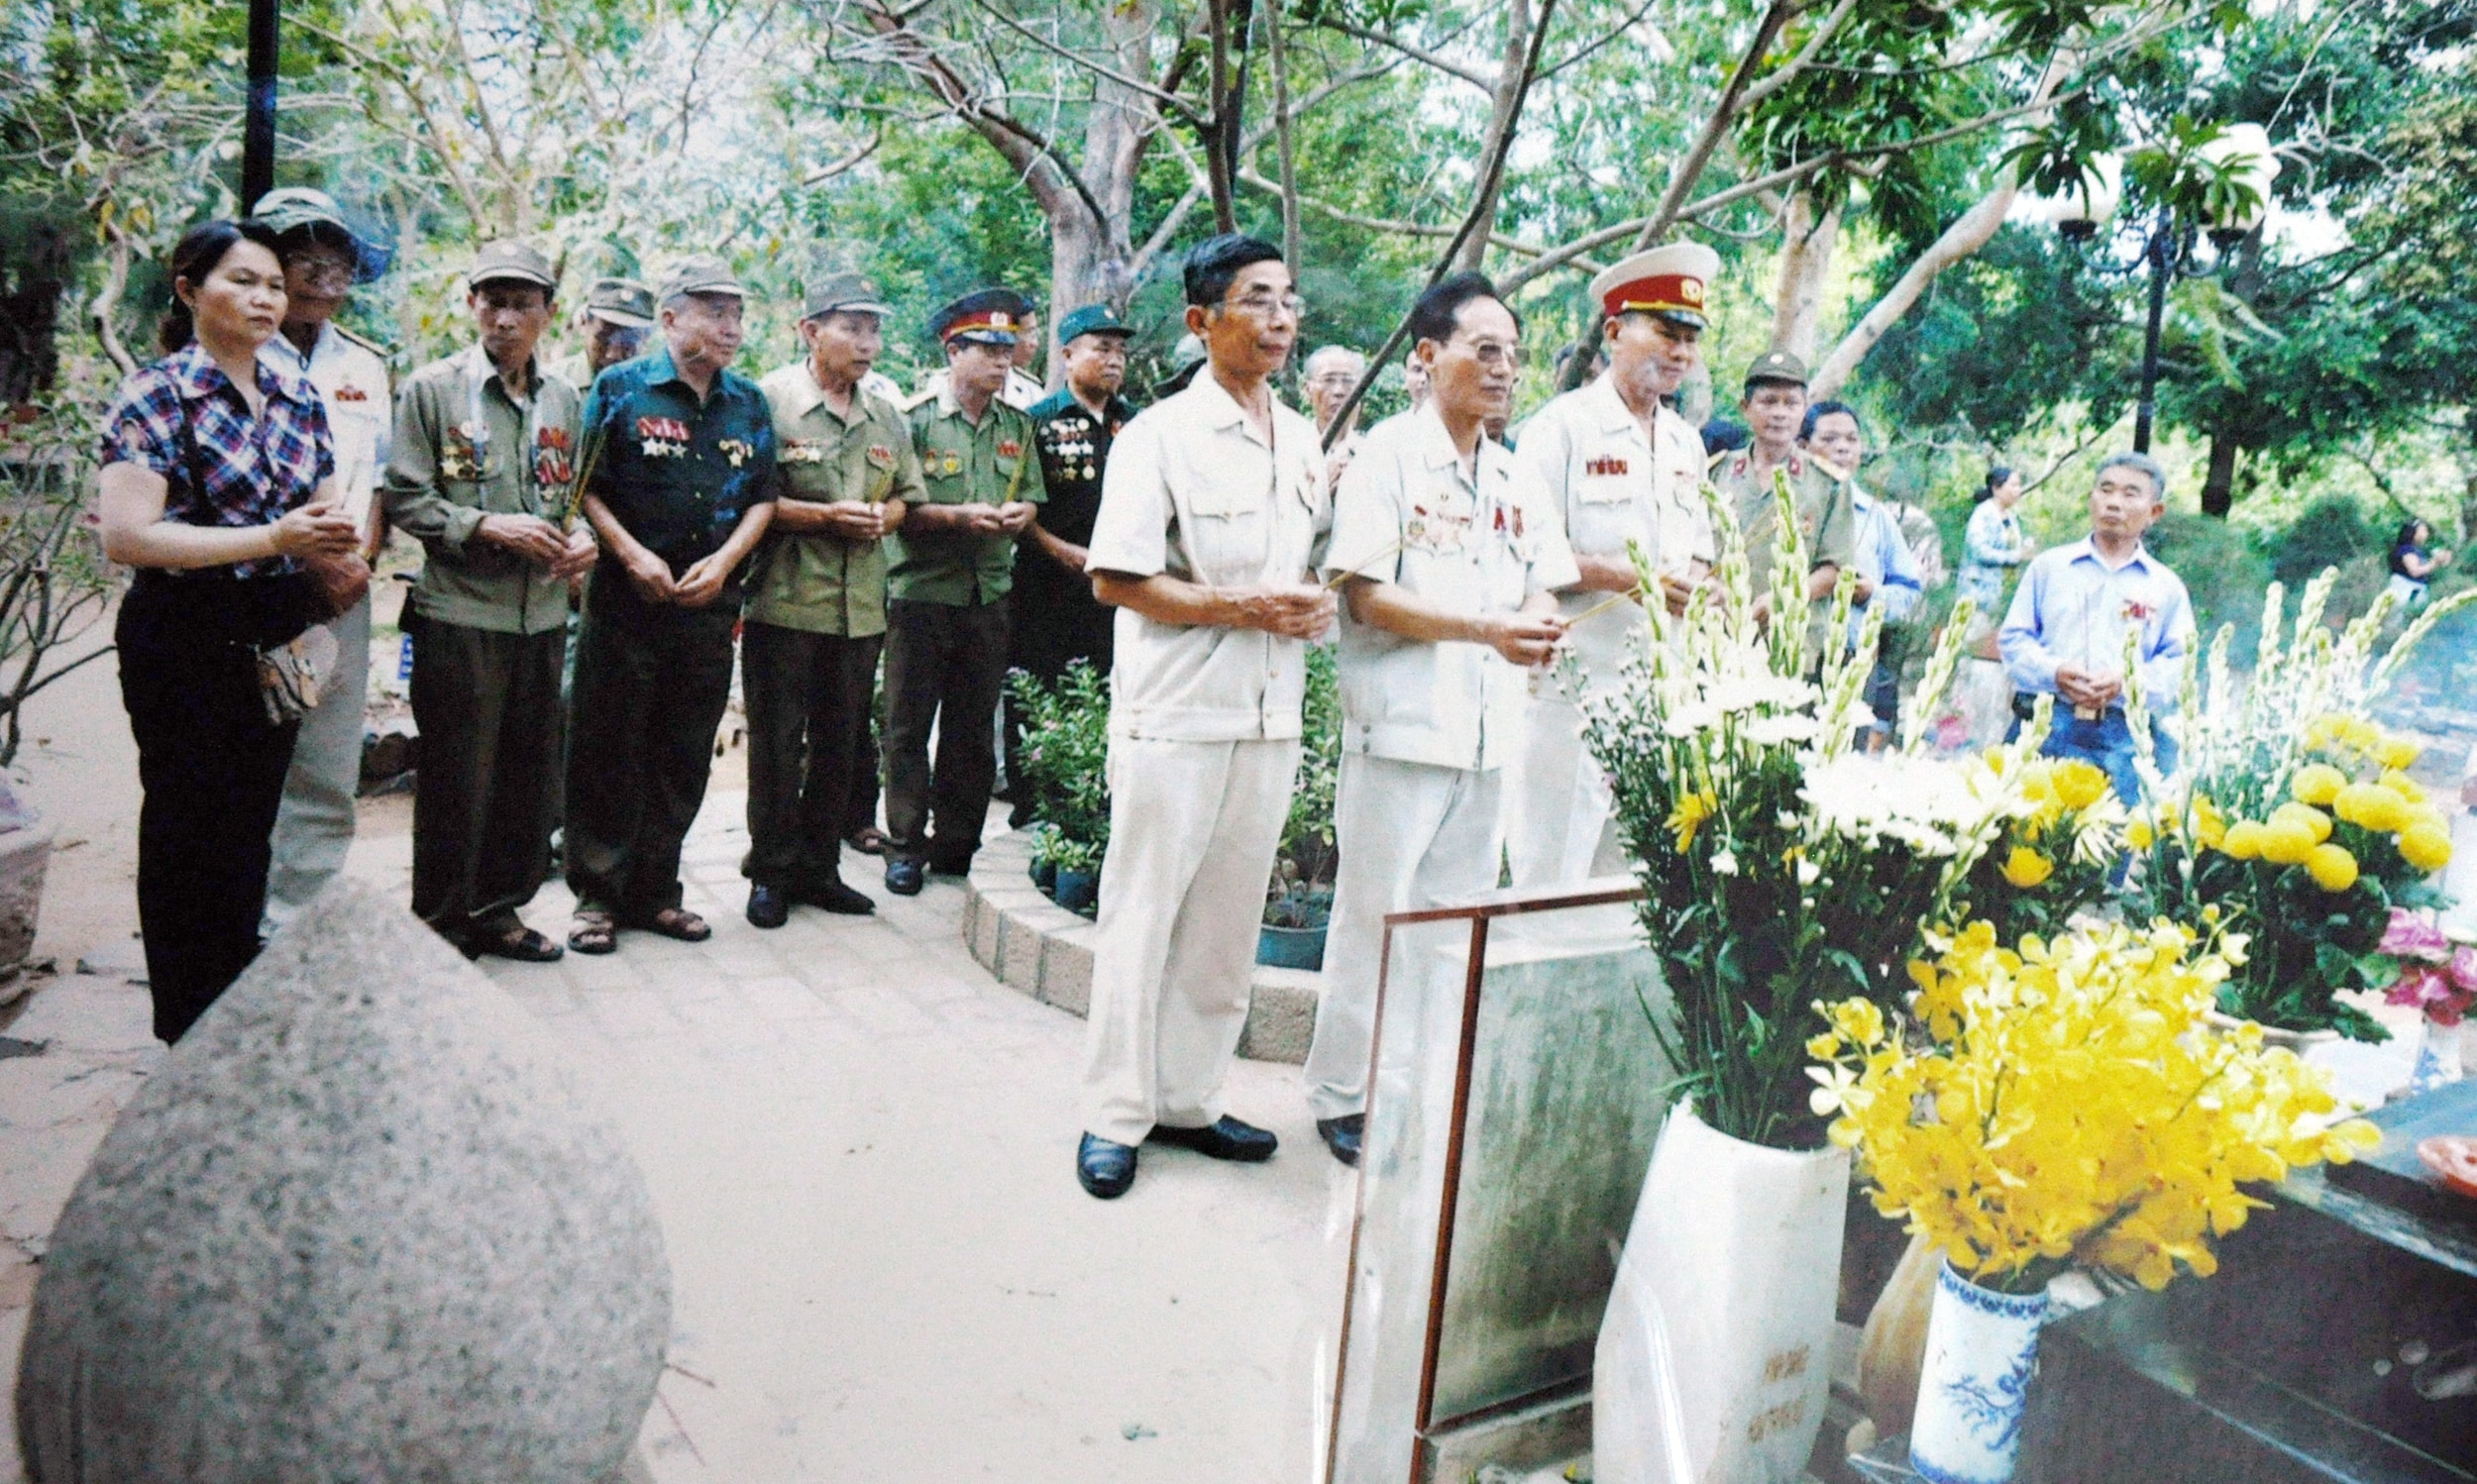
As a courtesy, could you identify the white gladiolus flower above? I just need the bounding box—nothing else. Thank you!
[1712,850,1740,875]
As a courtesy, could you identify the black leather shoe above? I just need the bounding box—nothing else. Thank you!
[746,883,790,929]
[793,878,876,915]
[1077,1133,1137,1199]
[885,859,925,897]
[926,853,976,877]
[1147,1114,1278,1163]
[1317,1114,1364,1167]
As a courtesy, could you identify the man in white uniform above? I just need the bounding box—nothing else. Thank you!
[254,188,388,931]
[1074,236,1334,1199]
[1507,244,1718,887]
[1305,272,1580,1165]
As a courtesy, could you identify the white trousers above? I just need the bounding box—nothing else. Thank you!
[1304,754,1504,1119]
[265,595,372,934]
[1082,735,1301,1146]
[1505,691,1628,890]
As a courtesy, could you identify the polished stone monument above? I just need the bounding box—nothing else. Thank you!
[15,880,671,1483]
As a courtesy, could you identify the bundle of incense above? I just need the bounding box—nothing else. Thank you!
[1322,536,1407,590]
[558,419,611,532]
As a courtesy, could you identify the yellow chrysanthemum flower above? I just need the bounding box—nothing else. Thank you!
[2051,760,2110,811]
[2257,816,2316,865]
[2401,819,2454,874]
[2376,734,2423,771]
[2380,769,2427,804]
[1667,790,1715,850]
[2305,843,2359,893]
[2332,783,2407,833]
[2290,763,2346,806]
[2272,801,2333,844]
[2000,846,2055,889]
[2219,820,2265,860]
[2193,795,2228,850]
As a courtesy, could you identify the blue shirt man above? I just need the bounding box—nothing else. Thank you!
[1998,451,2194,801]
[1849,488,1923,641]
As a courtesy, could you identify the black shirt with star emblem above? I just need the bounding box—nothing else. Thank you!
[1014,385,1138,681]
[580,347,777,577]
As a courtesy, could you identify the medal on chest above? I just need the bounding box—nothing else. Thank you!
[717,437,756,469]
[784,438,828,466]
[1406,497,1474,553]
[442,424,483,482]
[636,415,692,458]
[1585,456,1630,477]
[532,425,574,487]
[997,438,1023,460]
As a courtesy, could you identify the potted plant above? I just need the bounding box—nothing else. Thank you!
[2124,572,2472,1041]
[1581,477,2028,1483]
[1810,920,2379,1483]
[1047,836,1102,917]
[1260,646,1340,970]
[1006,661,1112,909]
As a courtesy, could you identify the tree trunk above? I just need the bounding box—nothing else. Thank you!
[1452,0,1534,273]
[1769,190,1838,364]
[2201,434,2239,519]
[1808,175,2021,400]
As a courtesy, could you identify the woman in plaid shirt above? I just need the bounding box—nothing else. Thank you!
[96,219,364,1042]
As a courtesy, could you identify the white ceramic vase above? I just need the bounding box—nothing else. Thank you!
[1907,1260,2049,1484]
[1592,1102,1851,1484]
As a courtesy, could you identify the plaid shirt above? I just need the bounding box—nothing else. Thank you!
[99,342,336,578]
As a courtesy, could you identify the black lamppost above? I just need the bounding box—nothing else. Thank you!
[242,0,281,210]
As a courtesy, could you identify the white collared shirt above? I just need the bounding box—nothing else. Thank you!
[1086,374,1329,742]
[1322,405,1582,771]
[260,321,389,533]
[1514,373,1712,676]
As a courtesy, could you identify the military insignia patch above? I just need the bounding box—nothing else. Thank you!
[865,444,896,469]
[997,439,1023,459]
[1585,457,1630,477]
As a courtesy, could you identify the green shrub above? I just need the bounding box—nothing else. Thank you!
[1272,645,1342,898]
[1005,661,1112,867]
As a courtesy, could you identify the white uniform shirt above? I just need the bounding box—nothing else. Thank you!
[1086,374,1329,743]
[1514,373,1711,675]
[1323,405,1581,771]
[261,321,389,535]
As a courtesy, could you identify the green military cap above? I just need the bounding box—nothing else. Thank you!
[658,255,745,303]
[805,271,893,321]
[468,239,557,292]
[252,187,363,267]
[583,276,656,328]
[1056,304,1133,345]
[1743,349,1809,391]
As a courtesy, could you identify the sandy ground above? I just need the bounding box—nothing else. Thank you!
[0,601,1349,1483]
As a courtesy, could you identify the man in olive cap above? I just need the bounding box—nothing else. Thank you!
[384,240,594,959]
[741,271,926,926]
[1708,349,1860,659]
[552,276,656,389]
[563,255,777,953]
[253,186,387,934]
[1006,303,1136,825]
[880,289,1047,896]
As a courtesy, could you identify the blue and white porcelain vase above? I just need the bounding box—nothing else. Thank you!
[1907,1260,2048,1484]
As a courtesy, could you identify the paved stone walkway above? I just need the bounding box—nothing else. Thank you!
[3,782,1350,1481]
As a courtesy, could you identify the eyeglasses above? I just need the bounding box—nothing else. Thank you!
[1221,289,1306,319]
[1452,338,1523,371]
[290,257,357,292]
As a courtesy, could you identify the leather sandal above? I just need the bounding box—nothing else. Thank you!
[629,906,712,943]
[567,909,618,956]
[476,923,564,962]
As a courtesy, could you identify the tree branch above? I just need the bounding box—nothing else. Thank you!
[964,0,1207,127]
[1318,19,1495,88]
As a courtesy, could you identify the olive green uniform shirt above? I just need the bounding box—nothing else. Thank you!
[382,346,583,636]
[888,385,1048,607]
[1711,447,1861,658]
[746,363,928,638]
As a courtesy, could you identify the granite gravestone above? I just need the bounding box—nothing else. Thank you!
[15,880,671,1482]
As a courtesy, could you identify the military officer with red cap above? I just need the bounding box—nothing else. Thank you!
[1506,243,1720,888]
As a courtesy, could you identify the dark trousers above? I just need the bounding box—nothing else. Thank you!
[117,578,301,1043]
[846,664,883,840]
[743,621,883,888]
[882,597,1009,867]
[409,617,566,942]
[564,577,739,917]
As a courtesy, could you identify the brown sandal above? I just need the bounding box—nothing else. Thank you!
[846,827,887,857]
[629,906,712,943]
[567,909,618,956]
[477,923,564,962]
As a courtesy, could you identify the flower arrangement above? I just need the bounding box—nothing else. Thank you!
[1581,475,2021,1148]
[2382,910,2477,1026]
[1809,920,2381,1295]
[2124,572,2474,1039]
[1956,751,2126,944]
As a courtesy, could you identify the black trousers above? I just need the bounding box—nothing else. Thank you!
[1004,569,1115,824]
[409,617,566,942]
[743,621,883,888]
[117,576,302,1043]
[882,597,1009,867]
[564,575,739,917]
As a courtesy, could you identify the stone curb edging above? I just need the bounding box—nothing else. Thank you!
[961,831,1324,1065]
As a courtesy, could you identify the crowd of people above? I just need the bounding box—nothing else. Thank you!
[91,192,2196,1199]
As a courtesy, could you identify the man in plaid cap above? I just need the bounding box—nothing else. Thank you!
[384,240,593,959]
[563,254,777,953]
[879,289,1047,896]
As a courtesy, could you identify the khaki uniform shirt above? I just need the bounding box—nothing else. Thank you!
[262,322,391,536]
[1712,447,1860,659]
[1323,406,1581,771]
[889,386,1048,607]
[382,345,583,636]
[746,363,927,638]
[1086,375,1329,743]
